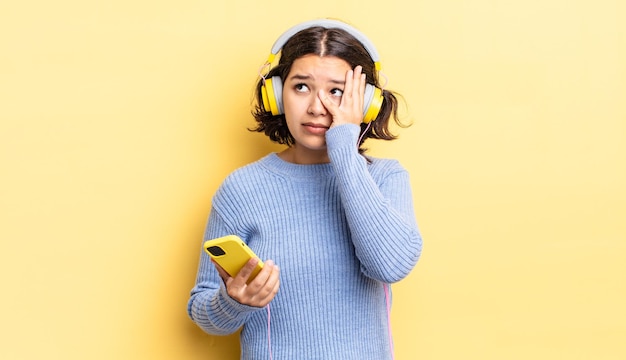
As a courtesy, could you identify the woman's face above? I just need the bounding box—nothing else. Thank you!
[281,54,351,164]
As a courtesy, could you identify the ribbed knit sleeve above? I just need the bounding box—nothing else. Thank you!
[326,124,422,283]
[187,209,265,335]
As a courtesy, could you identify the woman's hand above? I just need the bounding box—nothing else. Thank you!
[214,258,280,308]
[319,65,366,128]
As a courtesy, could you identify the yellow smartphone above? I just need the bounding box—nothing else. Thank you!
[203,235,264,282]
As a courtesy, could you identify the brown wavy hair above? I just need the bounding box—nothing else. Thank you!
[250,25,409,153]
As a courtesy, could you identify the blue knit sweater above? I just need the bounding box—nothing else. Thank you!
[188,124,422,359]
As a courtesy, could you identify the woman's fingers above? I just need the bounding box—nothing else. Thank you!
[321,65,367,126]
[224,258,280,307]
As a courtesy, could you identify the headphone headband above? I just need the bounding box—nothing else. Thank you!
[266,19,381,71]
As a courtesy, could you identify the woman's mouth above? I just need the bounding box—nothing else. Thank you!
[303,123,329,135]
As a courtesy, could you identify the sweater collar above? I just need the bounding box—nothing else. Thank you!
[261,153,335,180]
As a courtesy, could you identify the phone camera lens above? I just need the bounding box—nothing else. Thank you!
[207,246,226,256]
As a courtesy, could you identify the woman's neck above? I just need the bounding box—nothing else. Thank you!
[278,146,330,165]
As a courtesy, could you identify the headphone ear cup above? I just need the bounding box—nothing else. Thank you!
[362,84,383,123]
[271,76,284,115]
[261,76,284,115]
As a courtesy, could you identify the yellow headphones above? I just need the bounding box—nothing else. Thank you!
[260,19,384,124]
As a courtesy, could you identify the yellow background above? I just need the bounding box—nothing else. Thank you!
[1,0,624,359]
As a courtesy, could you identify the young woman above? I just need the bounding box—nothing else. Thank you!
[188,19,422,360]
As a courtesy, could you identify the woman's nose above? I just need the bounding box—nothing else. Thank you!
[307,93,327,116]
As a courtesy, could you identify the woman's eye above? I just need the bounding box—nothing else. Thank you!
[295,83,309,92]
[330,88,344,97]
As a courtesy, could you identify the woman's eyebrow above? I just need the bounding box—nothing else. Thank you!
[289,74,311,80]
[288,73,345,85]
[328,79,346,85]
